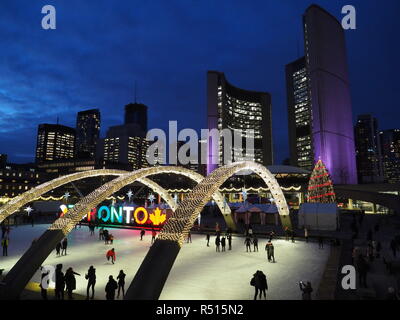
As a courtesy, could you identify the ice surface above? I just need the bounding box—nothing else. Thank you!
[0,225,330,300]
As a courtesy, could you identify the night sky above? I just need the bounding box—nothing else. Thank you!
[1,0,399,164]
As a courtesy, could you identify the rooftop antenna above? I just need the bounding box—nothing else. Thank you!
[56,116,59,125]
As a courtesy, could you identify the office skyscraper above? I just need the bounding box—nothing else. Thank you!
[354,114,383,183]
[102,123,148,170]
[35,124,75,163]
[207,71,273,174]
[76,109,101,159]
[286,57,313,171]
[380,129,400,184]
[286,5,357,184]
[125,103,148,134]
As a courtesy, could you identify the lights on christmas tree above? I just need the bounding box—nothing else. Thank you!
[307,159,336,203]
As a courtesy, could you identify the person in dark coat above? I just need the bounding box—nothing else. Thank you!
[356,255,369,288]
[187,231,192,243]
[227,234,232,250]
[244,236,252,252]
[105,275,118,300]
[258,271,268,299]
[103,229,109,244]
[221,237,226,252]
[117,270,126,299]
[55,242,62,256]
[253,236,259,252]
[206,233,210,247]
[85,266,96,300]
[61,238,68,256]
[267,241,275,263]
[299,281,313,300]
[1,237,8,256]
[215,236,221,252]
[65,267,81,299]
[55,264,65,300]
[140,229,145,241]
[318,236,324,249]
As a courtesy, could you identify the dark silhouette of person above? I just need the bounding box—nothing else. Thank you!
[99,227,104,240]
[253,236,259,252]
[215,236,221,252]
[55,264,65,300]
[206,233,210,247]
[105,275,118,300]
[227,234,232,250]
[356,255,368,288]
[318,236,324,249]
[61,238,68,256]
[65,267,80,299]
[55,242,61,256]
[258,271,268,299]
[187,232,192,243]
[221,237,226,252]
[106,248,116,264]
[39,267,50,300]
[291,230,295,243]
[1,237,8,256]
[244,237,252,252]
[151,229,157,244]
[299,281,313,300]
[266,241,275,262]
[140,229,145,241]
[85,266,96,300]
[103,229,109,244]
[117,270,126,299]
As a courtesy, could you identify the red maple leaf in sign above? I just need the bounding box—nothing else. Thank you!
[149,208,166,226]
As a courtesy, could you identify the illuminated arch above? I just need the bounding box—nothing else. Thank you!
[0,167,231,225]
[0,166,233,300]
[124,161,291,300]
[0,169,126,224]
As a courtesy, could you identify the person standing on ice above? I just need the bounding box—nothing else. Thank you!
[227,234,232,250]
[55,241,61,256]
[221,236,226,252]
[140,229,145,241]
[187,231,192,243]
[206,233,210,247]
[244,236,252,252]
[253,235,259,252]
[85,266,96,300]
[105,275,118,300]
[61,238,68,256]
[106,248,116,264]
[55,264,65,300]
[65,267,81,300]
[117,269,126,299]
[215,236,221,252]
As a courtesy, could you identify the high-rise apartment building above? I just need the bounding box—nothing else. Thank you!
[76,109,101,159]
[125,103,148,133]
[207,71,273,174]
[354,115,383,183]
[35,124,75,163]
[380,129,400,184]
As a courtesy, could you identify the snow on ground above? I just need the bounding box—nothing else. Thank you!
[0,225,330,300]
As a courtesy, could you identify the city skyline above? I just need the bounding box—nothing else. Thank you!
[0,0,399,165]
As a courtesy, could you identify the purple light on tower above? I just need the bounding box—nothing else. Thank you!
[304,5,357,185]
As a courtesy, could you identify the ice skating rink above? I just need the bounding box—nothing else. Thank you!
[0,224,330,300]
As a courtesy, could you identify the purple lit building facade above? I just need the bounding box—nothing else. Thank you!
[287,5,357,185]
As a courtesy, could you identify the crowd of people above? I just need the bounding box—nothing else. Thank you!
[40,263,128,300]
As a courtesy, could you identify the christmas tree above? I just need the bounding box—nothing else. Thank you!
[307,159,336,203]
